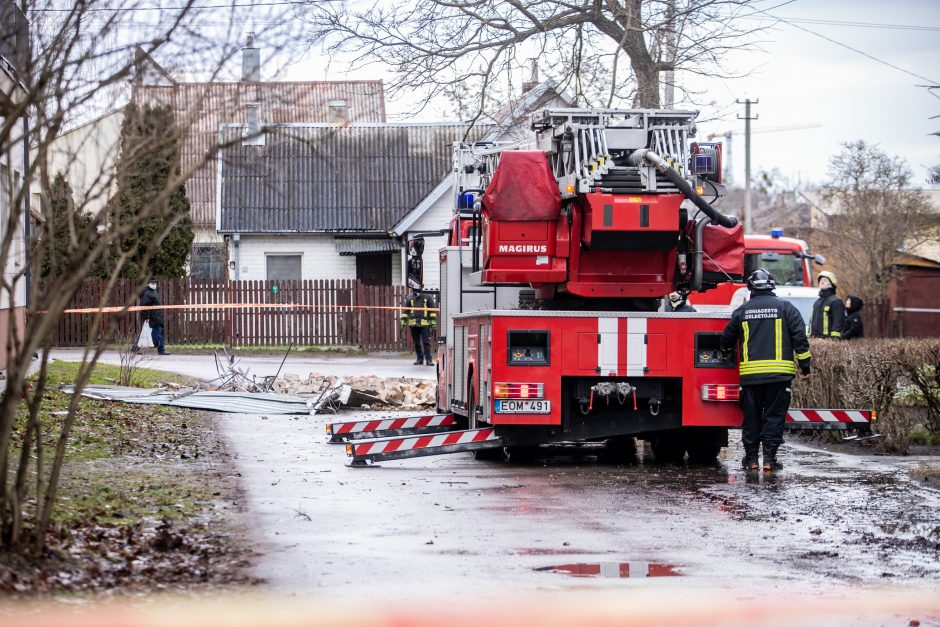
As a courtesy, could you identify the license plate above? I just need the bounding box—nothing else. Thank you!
[494,399,551,414]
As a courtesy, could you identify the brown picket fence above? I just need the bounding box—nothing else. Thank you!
[44,279,414,351]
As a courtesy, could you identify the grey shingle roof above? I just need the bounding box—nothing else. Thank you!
[218,123,493,233]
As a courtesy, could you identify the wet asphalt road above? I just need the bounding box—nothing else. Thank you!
[223,410,940,610]
[52,351,940,621]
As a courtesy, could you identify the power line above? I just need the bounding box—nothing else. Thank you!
[757,10,939,85]
[741,15,940,32]
[31,1,328,12]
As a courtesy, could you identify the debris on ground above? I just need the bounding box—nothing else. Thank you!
[63,373,435,415]
[271,372,436,409]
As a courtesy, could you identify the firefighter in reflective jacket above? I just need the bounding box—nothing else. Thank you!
[721,268,812,471]
[401,279,437,366]
[810,271,845,339]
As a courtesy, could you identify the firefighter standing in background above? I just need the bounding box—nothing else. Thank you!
[401,278,437,366]
[666,291,696,312]
[721,269,811,471]
[810,271,845,339]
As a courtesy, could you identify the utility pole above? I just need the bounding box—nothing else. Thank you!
[737,98,759,233]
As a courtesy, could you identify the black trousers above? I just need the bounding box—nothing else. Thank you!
[740,381,791,449]
[410,326,431,361]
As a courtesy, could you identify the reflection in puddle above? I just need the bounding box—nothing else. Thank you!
[515,547,583,556]
[535,562,681,578]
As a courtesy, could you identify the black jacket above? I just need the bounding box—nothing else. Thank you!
[720,291,811,385]
[139,287,165,327]
[810,288,845,338]
[673,303,696,312]
[843,294,864,340]
[401,291,437,328]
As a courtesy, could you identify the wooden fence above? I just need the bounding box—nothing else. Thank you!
[46,279,414,351]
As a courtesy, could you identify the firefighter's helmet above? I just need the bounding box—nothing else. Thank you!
[407,276,422,290]
[817,271,837,288]
[746,268,776,292]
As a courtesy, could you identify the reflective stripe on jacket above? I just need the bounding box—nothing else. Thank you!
[810,290,845,339]
[720,292,811,385]
[401,292,437,327]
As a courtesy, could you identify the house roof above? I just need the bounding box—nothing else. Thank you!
[218,123,494,234]
[132,80,387,228]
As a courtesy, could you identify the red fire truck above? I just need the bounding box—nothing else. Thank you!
[328,109,872,465]
[693,231,825,307]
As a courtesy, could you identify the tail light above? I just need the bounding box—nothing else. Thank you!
[494,383,544,399]
[701,384,740,401]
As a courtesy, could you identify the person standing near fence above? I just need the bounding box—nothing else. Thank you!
[400,279,437,366]
[132,278,170,356]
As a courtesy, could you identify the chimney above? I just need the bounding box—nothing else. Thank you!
[522,59,539,93]
[242,33,260,82]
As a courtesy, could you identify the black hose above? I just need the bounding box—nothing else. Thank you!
[629,149,738,229]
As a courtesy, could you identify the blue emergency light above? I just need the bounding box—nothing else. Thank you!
[770,228,784,238]
[458,192,475,209]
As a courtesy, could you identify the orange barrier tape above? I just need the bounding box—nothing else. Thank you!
[57,303,440,314]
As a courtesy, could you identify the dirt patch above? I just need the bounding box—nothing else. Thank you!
[0,394,259,596]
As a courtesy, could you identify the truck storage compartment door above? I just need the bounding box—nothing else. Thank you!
[574,318,666,375]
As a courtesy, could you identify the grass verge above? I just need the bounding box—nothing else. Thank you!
[1,360,255,595]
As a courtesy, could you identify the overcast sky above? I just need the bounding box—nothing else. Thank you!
[271,0,939,189]
[688,0,940,189]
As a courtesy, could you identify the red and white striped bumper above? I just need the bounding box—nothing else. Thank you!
[786,409,875,430]
[346,428,502,464]
[327,414,457,442]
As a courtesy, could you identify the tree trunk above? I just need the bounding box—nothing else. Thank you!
[621,0,661,108]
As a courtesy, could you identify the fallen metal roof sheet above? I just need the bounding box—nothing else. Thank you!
[64,385,317,415]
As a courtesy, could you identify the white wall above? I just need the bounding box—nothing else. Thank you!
[0,68,28,312]
[30,109,124,223]
[230,234,401,285]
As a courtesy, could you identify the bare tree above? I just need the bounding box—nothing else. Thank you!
[0,0,297,553]
[301,0,767,117]
[818,141,937,302]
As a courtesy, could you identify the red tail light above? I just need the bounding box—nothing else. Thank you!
[494,383,545,399]
[701,384,740,401]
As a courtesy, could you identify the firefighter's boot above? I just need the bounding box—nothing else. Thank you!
[413,356,424,365]
[425,357,433,366]
[762,444,783,471]
[741,446,760,471]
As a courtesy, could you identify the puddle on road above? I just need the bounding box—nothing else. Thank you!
[514,547,584,556]
[535,562,681,578]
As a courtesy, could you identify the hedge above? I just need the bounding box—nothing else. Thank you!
[791,338,940,453]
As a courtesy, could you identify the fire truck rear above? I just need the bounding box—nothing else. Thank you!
[331,108,874,465]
